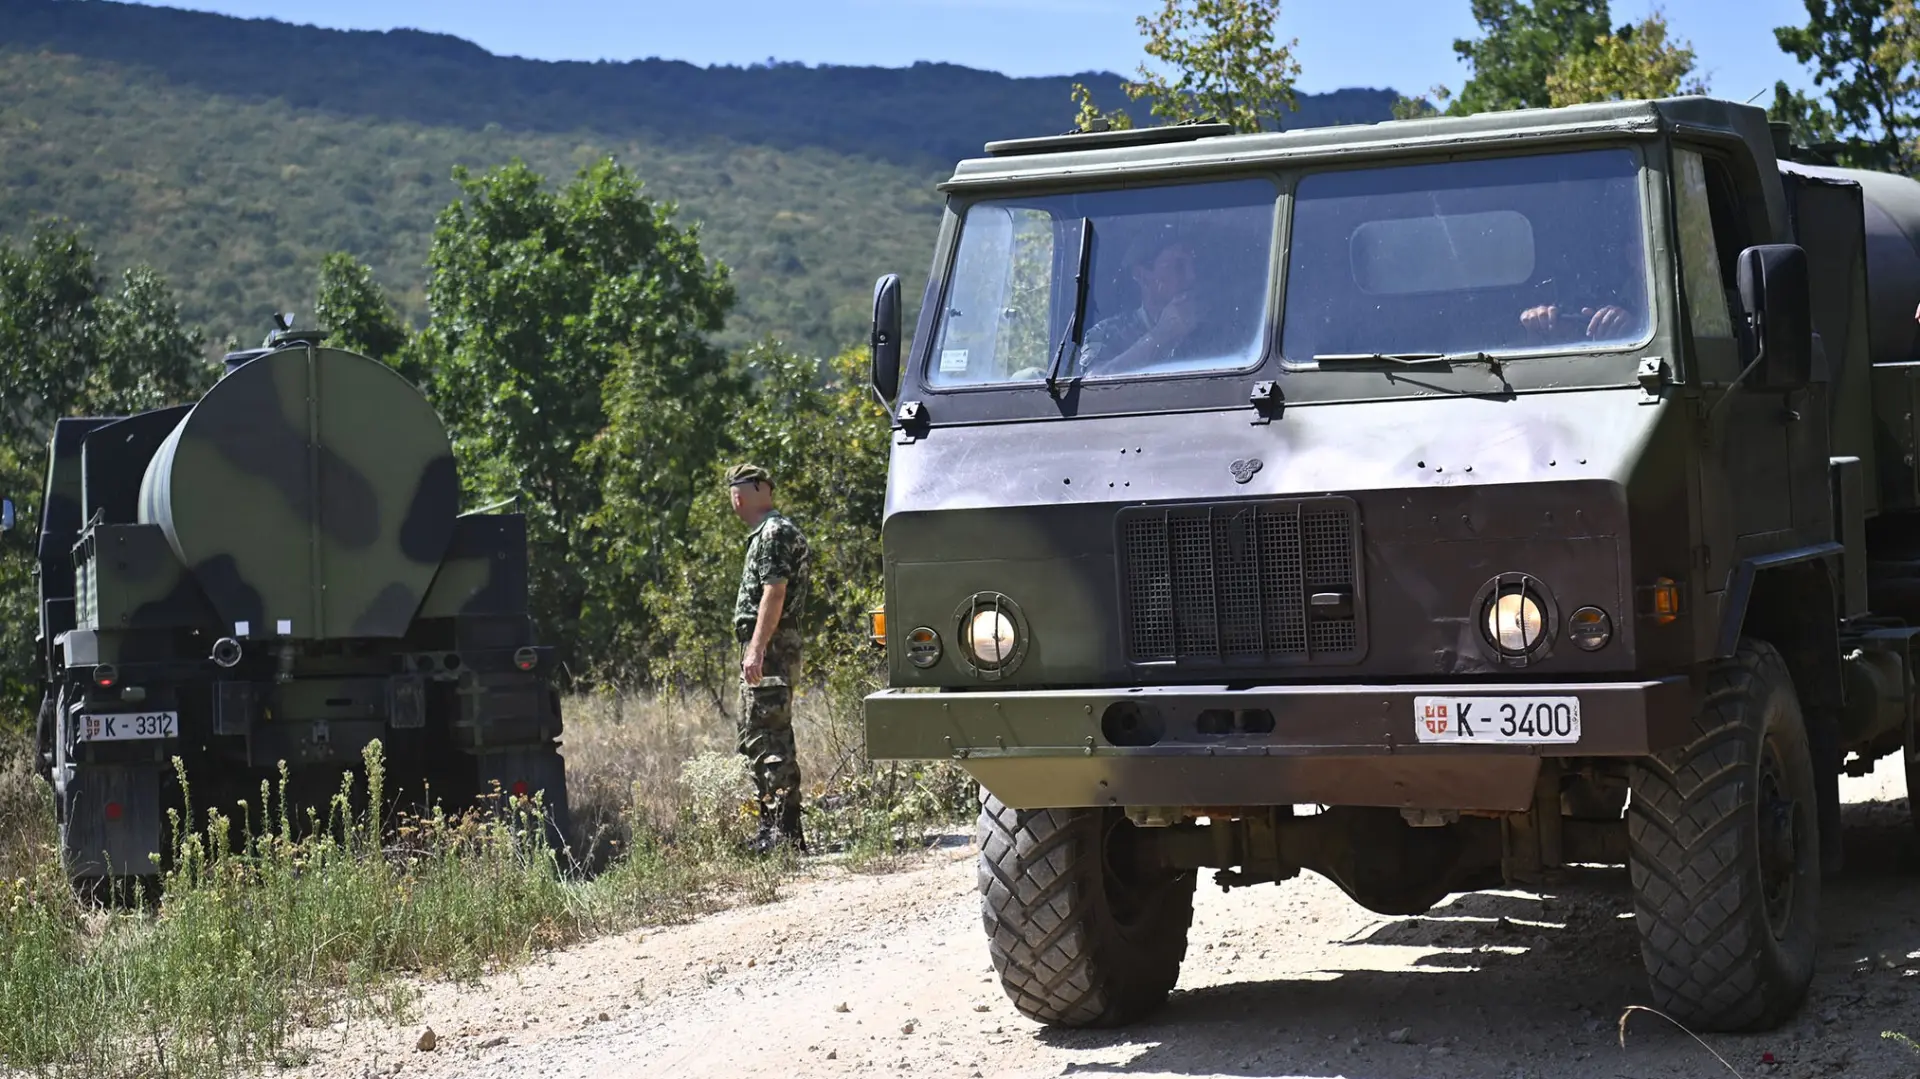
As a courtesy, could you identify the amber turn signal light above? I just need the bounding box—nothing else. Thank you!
[1649,578,1681,625]
[867,607,887,646]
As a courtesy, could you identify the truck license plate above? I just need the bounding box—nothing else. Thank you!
[78,711,178,742]
[1413,697,1580,745]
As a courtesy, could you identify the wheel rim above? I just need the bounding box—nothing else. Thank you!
[1756,736,1804,939]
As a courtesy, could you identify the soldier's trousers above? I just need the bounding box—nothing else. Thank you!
[737,629,804,821]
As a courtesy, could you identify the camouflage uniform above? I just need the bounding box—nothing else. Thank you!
[733,492,811,844]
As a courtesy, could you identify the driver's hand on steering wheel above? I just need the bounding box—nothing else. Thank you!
[1521,304,1631,341]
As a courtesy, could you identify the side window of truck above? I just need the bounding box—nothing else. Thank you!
[1674,149,1734,340]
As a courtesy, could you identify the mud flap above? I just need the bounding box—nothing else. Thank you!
[61,764,163,880]
[474,747,572,857]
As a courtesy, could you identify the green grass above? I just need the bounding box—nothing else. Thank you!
[0,687,971,1078]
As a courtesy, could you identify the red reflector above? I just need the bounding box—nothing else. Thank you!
[97,678,114,687]
[510,781,530,797]
[104,802,124,822]
[516,660,534,670]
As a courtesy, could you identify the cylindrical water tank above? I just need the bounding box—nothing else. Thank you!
[138,346,459,640]
[1783,161,1920,364]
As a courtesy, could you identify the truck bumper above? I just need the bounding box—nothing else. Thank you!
[865,678,1695,812]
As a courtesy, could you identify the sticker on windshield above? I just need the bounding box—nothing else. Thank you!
[940,349,970,373]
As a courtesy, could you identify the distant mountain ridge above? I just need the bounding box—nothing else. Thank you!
[0,0,1401,166]
[0,0,1402,356]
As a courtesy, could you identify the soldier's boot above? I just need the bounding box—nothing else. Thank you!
[777,799,807,855]
[746,804,782,857]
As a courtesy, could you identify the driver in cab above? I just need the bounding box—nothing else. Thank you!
[1073,234,1208,376]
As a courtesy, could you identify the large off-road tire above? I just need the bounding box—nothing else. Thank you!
[1628,639,1821,1032]
[977,793,1196,1028]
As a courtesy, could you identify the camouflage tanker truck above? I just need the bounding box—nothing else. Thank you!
[863,98,1920,1032]
[27,321,568,891]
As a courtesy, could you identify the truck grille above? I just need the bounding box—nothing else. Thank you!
[1119,498,1364,666]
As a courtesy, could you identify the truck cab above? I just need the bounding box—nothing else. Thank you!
[864,98,1920,1032]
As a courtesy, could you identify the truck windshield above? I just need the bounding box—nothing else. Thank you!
[1282,149,1651,363]
[926,179,1277,389]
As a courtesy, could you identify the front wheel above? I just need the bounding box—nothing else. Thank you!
[1628,639,1820,1031]
[976,794,1195,1028]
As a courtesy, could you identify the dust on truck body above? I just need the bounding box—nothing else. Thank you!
[31,328,569,888]
[862,98,1920,1032]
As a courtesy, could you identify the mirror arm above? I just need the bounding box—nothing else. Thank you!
[1707,310,1767,423]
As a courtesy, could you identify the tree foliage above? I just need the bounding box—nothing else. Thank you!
[1448,0,1614,114]
[408,159,741,683]
[1775,0,1920,171]
[0,225,208,715]
[313,253,410,368]
[644,344,889,705]
[1546,12,1706,107]
[1121,0,1302,132]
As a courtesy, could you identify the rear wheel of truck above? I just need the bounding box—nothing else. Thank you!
[1628,638,1820,1031]
[977,793,1195,1028]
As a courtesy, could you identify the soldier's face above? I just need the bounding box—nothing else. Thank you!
[731,481,769,521]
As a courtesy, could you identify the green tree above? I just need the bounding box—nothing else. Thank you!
[1775,0,1920,171]
[313,253,412,370]
[1071,81,1135,132]
[1546,11,1706,106]
[411,158,739,681]
[645,344,888,705]
[1448,0,1613,114]
[0,225,208,715]
[1120,0,1302,132]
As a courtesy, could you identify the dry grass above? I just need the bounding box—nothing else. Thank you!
[558,681,958,870]
[0,732,53,883]
[0,682,970,1078]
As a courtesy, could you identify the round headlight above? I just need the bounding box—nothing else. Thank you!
[1486,590,1546,654]
[965,609,1019,667]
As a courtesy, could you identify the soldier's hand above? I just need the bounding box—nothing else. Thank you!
[742,648,765,686]
[1520,304,1557,337]
[1581,305,1630,339]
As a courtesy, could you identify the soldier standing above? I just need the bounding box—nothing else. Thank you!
[727,463,811,854]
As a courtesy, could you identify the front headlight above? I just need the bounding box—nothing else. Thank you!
[1486,589,1546,654]
[965,609,1019,667]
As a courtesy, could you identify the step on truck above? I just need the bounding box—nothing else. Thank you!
[861,98,1920,1031]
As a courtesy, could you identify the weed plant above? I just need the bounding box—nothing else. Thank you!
[0,684,972,1079]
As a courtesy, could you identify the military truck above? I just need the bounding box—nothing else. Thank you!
[862,98,1920,1032]
[30,321,569,892]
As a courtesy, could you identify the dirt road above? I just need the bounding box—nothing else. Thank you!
[298,763,1920,1079]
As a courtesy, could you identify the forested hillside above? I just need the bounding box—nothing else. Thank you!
[0,0,1399,355]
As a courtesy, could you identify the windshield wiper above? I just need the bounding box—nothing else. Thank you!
[1045,216,1094,399]
[1312,352,1446,366]
[1313,350,1512,390]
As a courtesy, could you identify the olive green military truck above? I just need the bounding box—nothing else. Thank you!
[27,321,568,893]
[863,98,1920,1032]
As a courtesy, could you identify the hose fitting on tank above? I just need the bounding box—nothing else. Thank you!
[210,638,243,669]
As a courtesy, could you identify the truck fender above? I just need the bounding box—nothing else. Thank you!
[1715,548,1844,710]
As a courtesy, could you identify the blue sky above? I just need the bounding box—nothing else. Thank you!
[128,0,1820,100]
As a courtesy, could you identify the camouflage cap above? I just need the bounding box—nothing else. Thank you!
[726,463,773,489]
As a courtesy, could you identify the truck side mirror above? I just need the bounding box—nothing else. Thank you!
[871,273,903,404]
[0,498,13,534]
[1736,244,1811,389]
